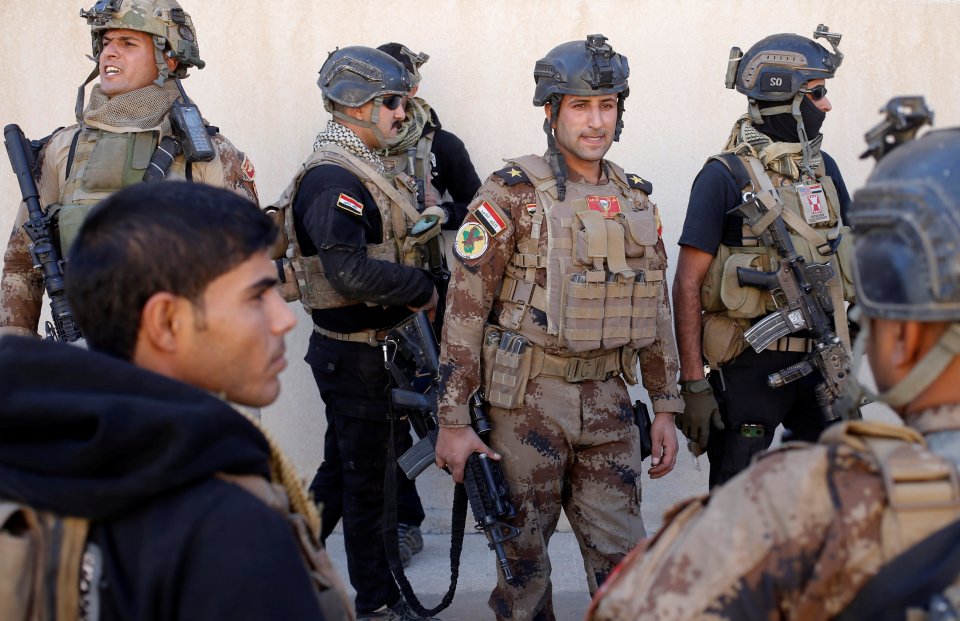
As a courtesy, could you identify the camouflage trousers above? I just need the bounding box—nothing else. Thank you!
[487,373,645,620]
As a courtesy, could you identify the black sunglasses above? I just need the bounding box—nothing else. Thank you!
[802,85,828,101]
[383,95,405,110]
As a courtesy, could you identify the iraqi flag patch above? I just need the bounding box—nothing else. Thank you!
[336,193,364,217]
[474,201,507,237]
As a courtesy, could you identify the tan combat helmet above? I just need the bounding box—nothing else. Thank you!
[81,0,205,84]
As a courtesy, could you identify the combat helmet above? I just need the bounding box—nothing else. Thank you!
[846,98,960,409]
[81,0,204,83]
[726,25,842,177]
[377,43,429,87]
[532,34,630,200]
[317,46,411,149]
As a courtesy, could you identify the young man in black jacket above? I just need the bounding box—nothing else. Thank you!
[0,182,351,621]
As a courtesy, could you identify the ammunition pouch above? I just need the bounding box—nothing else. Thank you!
[701,313,750,368]
[481,326,533,410]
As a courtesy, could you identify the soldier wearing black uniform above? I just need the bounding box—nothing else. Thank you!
[274,46,439,621]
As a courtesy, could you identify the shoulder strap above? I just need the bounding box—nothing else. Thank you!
[822,421,960,559]
[0,500,89,621]
[708,152,754,194]
[834,518,960,621]
[65,129,82,180]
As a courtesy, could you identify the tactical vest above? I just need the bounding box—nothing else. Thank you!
[496,155,664,356]
[379,132,435,188]
[269,144,424,310]
[55,126,189,254]
[699,153,856,366]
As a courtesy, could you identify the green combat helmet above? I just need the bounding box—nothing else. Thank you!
[317,46,411,149]
[532,34,630,200]
[81,0,205,84]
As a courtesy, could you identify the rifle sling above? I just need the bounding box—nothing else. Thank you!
[382,400,465,617]
[744,155,850,350]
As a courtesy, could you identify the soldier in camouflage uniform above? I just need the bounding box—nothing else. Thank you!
[0,0,258,338]
[434,35,683,620]
[588,111,960,621]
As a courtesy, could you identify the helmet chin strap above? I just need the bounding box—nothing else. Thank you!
[756,93,816,180]
[849,320,960,412]
[544,94,569,201]
[331,96,398,150]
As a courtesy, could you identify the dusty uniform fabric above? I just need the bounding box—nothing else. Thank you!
[0,83,258,336]
[437,155,681,620]
[588,405,960,621]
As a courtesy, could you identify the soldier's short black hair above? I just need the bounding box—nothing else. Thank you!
[66,182,278,360]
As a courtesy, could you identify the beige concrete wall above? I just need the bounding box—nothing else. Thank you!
[2,1,959,529]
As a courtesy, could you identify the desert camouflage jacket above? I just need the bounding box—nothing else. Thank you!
[437,156,682,426]
[0,124,258,336]
[588,404,960,621]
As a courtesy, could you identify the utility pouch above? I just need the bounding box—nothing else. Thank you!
[700,244,731,312]
[481,326,532,410]
[56,203,96,258]
[629,268,662,349]
[602,274,632,350]
[701,313,749,367]
[620,207,658,258]
[274,257,301,303]
[720,253,768,318]
[561,270,606,352]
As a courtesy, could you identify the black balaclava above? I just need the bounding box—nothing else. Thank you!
[757,95,826,142]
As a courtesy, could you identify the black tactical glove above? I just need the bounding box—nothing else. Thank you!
[676,379,724,457]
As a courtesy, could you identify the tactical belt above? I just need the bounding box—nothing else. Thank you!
[313,325,388,347]
[531,345,622,383]
[770,335,812,353]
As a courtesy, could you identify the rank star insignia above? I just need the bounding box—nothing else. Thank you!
[630,175,644,185]
[508,168,522,178]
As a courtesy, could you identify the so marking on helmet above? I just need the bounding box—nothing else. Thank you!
[317,46,411,149]
[726,24,842,104]
[81,0,204,83]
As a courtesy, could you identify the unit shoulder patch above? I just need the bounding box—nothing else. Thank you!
[240,154,256,182]
[336,193,364,217]
[454,218,490,266]
[494,165,531,187]
[627,173,653,195]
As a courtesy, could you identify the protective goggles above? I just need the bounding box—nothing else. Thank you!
[382,95,406,110]
[801,84,828,101]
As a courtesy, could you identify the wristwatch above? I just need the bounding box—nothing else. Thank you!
[679,379,711,393]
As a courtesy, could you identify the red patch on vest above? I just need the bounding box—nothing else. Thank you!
[587,195,621,218]
[240,155,256,182]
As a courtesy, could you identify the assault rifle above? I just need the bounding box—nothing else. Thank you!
[3,124,81,342]
[384,311,520,585]
[733,190,852,421]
